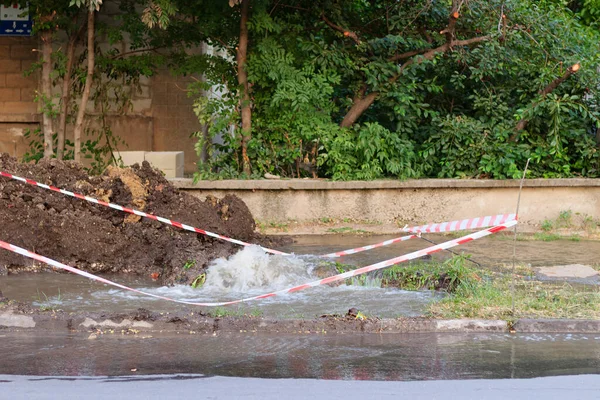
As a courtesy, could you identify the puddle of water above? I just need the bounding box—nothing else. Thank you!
[2,331,600,380]
[1,234,598,317]
[280,234,600,268]
[0,244,438,318]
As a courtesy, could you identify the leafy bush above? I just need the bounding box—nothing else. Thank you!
[189,0,600,181]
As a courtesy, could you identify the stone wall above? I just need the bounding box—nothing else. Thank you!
[0,36,38,158]
[0,13,202,175]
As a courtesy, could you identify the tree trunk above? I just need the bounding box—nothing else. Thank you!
[73,10,95,164]
[40,30,54,158]
[57,31,79,160]
[340,92,378,128]
[237,0,251,175]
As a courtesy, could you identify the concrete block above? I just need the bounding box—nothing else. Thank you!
[10,44,36,60]
[131,98,152,112]
[0,312,35,328]
[144,151,184,171]
[514,319,600,333]
[436,319,507,332]
[5,73,36,88]
[159,166,184,178]
[0,88,20,101]
[117,151,146,166]
[0,59,21,73]
[0,101,38,113]
[20,87,35,102]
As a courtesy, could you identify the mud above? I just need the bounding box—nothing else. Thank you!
[0,154,277,285]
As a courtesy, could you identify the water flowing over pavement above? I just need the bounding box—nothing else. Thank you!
[1,244,440,318]
[3,241,600,398]
[2,332,600,379]
[3,333,600,399]
[3,235,600,318]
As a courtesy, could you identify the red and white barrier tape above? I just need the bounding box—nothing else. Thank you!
[402,213,516,233]
[0,220,516,307]
[0,170,514,259]
[0,170,288,256]
[320,234,417,258]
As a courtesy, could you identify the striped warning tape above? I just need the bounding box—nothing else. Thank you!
[319,234,417,258]
[0,220,516,307]
[0,170,514,259]
[402,213,516,233]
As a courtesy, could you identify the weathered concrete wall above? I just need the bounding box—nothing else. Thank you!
[173,178,600,230]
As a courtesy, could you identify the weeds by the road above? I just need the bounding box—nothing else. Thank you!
[326,227,370,234]
[379,256,478,292]
[337,255,600,320]
[428,262,600,320]
[209,306,263,318]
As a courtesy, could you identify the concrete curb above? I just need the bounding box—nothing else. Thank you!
[0,307,591,335]
[513,319,600,333]
[2,311,508,334]
[3,305,600,335]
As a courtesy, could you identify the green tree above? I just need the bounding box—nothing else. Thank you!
[14,0,174,167]
[54,0,600,179]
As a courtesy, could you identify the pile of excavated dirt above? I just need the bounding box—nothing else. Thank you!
[0,153,273,285]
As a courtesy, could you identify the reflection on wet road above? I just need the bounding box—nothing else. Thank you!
[2,331,600,380]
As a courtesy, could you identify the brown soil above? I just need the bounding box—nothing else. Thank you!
[0,154,274,285]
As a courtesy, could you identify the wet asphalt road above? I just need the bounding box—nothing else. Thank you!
[3,331,600,379]
[3,374,600,400]
[2,331,600,399]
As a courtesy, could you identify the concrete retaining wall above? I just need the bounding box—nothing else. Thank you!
[172,178,600,230]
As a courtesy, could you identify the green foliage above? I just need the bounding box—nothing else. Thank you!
[579,0,600,25]
[19,0,170,172]
[541,219,554,231]
[534,232,562,241]
[182,0,600,180]
[21,126,121,175]
[191,273,206,289]
[381,255,476,293]
[22,128,75,163]
[320,123,418,180]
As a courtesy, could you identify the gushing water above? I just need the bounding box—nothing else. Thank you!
[203,246,315,293]
[1,237,450,317]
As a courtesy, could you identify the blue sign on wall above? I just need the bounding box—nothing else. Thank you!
[0,4,32,36]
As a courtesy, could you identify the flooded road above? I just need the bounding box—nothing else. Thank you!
[2,331,600,380]
[1,234,599,317]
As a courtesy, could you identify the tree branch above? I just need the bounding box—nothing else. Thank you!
[440,0,465,47]
[341,34,492,127]
[110,47,163,59]
[513,63,581,135]
[393,35,491,82]
[321,14,361,45]
[390,48,427,62]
